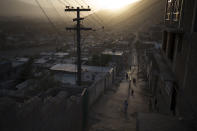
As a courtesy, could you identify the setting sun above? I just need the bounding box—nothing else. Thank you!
[95,0,141,10]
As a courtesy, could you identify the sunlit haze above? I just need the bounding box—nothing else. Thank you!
[17,0,142,11]
[95,0,141,10]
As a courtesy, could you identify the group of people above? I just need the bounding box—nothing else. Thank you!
[124,72,137,116]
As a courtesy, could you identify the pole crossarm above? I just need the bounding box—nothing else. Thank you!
[66,27,76,30]
[66,27,92,30]
[80,28,92,30]
[73,18,84,21]
[65,9,91,12]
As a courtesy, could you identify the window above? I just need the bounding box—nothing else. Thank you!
[173,0,182,22]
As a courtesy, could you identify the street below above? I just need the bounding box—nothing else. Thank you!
[88,64,151,131]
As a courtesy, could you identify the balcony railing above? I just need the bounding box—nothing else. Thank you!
[165,0,183,25]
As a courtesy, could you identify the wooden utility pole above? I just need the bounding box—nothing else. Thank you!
[65,7,92,86]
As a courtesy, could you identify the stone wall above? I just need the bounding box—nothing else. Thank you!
[0,91,84,131]
[147,52,176,115]
[88,71,114,107]
[0,66,117,131]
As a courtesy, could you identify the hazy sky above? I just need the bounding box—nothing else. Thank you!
[0,0,141,19]
[18,0,141,10]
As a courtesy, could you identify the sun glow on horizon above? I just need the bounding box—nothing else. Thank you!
[96,0,141,10]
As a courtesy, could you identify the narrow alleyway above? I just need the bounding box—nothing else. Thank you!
[88,66,151,131]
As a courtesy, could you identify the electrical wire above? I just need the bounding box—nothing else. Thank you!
[76,0,108,39]
[61,0,103,29]
[49,0,68,25]
[80,0,104,25]
[73,0,104,27]
[57,0,77,20]
[34,0,62,42]
[62,1,103,33]
[58,0,108,42]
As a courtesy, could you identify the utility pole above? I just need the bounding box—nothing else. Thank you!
[65,7,92,86]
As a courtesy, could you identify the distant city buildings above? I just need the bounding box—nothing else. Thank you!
[0,37,127,131]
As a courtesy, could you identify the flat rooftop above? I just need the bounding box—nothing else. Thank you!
[50,64,113,73]
[102,50,123,56]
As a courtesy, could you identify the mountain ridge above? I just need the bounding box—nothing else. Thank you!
[89,0,166,32]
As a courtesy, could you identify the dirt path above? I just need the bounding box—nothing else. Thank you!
[88,67,150,131]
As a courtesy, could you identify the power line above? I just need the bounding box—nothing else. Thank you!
[49,0,68,24]
[34,0,61,39]
[60,0,103,28]
[81,0,105,24]
[59,0,70,6]
[58,0,76,18]
[58,0,92,32]
[78,0,107,39]
[61,0,102,31]
[73,0,83,7]
[61,0,107,42]
[77,0,104,26]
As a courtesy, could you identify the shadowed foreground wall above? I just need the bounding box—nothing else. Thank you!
[0,91,83,131]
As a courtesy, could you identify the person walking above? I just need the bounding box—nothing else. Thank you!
[131,89,134,96]
[129,80,131,90]
[128,80,131,97]
[126,73,128,80]
[133,78,136,86]
[124,100,128,116]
